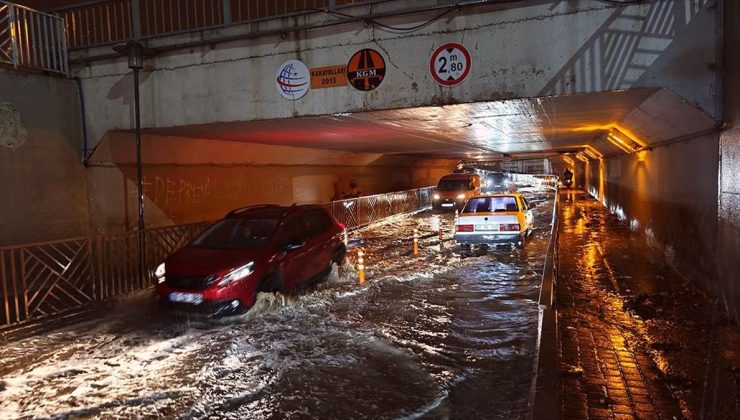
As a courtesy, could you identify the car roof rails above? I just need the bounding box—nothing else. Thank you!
[283,203,314,216]
[226,204,280,217]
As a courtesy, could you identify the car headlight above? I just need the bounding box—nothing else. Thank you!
[155,262,166,284]
[218,262,255,286]
[433,194,440,200]
[456,193,466,199]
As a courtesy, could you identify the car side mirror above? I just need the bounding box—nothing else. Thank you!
[283,242,305,251]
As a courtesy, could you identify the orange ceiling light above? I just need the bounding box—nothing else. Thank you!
[576,152,590,163]
[614,125,647,148]
[572,124,615,132]
[581,145,603,160]
[607,127,645,154]
[562,155,575,166]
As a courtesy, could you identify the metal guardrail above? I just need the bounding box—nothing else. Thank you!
[530,180,561,419]
[0,1,68,74]
[322,186,433,230]
[510,172,559,190]
[0,186,433,332]
[56,0,372,49]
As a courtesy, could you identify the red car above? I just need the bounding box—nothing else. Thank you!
[155,204,346,316]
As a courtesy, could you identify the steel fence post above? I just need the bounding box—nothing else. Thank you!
[8,4,18,69]
[19,248,28,319]
[58,17,68,75]
[353,199,359,227]
[95,235,103,301]
[1,249,9,327]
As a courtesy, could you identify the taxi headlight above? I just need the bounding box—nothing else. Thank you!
[456,193,466,199]
[218,262,255,286]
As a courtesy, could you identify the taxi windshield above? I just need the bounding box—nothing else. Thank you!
[463,196,519,213]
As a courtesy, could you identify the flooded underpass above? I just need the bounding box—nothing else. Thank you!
[0,187,554,419]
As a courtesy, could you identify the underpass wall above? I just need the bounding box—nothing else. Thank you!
[87,163,427,232]
[719,129,740,322]
[717,0,740,322]
[0,69,89,246]
[86,134,456,232]
[74,0,720,146]
[583,134,721,311]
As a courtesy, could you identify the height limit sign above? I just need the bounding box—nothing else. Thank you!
[430,43,471,87]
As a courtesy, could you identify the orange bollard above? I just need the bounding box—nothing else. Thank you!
[357,250,365,284]
[413,228,419,256]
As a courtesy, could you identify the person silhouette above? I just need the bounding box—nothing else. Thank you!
[343,179,362,199]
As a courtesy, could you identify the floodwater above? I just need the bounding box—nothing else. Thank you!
[0,188,554,420]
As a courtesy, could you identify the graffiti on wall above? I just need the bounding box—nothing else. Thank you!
[139,172,293,207]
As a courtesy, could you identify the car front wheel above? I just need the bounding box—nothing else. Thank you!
[260,272,284,293]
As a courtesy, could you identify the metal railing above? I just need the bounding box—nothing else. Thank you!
[56,0,371,49]
[530,181,561,419]
[322,186,433,230]
[0,1,68,74]
[0,186,433,332]
[0,221,209,330]
[509,173,559,190]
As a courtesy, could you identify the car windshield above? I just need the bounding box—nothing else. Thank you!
[438,179,473,191]
[489,174,506,184]
[463,196,519,213]
[192,218,277,249]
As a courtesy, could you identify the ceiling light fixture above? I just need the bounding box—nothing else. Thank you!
[606,128,644,154]
[607,132,637,153]
[582,145,603,160]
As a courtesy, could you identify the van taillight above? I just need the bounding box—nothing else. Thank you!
[456,224,474,232]
[500,223,520,231]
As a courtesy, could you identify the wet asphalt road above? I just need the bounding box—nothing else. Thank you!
[0,188,554,420]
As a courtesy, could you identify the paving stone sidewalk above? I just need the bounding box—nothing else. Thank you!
[556,191,739,420]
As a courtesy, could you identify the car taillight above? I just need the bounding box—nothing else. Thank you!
[456,224,474,232]
[500,223,520,231]
[338,223,345,230]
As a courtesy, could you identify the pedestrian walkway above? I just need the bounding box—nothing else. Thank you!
[556,190,739,420]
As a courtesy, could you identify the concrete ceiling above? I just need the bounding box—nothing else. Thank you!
[139,88,716,160]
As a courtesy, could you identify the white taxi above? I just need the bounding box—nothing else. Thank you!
[454,193,534,249]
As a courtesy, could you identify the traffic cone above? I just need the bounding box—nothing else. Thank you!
[357,250,365,284]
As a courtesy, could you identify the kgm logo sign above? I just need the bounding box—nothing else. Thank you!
[276,59,310,100]
[347,49,386,92]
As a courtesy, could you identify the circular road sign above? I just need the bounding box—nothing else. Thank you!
[276,59,310,100]
[430,43,471,87]
[347,49,386,91]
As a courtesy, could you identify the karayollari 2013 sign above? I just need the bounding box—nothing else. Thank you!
[275,48,392,98]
